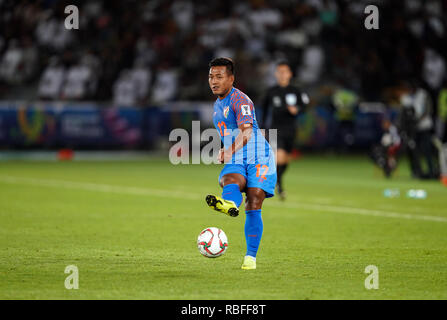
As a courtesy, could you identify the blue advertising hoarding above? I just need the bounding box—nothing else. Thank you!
[0,102,384,150]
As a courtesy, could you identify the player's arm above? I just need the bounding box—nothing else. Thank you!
[218,96,255,163]
[218,123,252,163]
[286,105,299,116]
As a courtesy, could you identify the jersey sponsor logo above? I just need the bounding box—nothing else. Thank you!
[223,106,230,118]
[241,104,251,115]
[285,93,297,106]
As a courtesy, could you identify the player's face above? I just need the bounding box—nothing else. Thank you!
[275,65,292,87]
[209,66,234,97]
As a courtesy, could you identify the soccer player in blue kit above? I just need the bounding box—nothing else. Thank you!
[206,57,277,270]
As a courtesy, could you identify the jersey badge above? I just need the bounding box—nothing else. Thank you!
[223,106,230,118]
[241,105,251,116]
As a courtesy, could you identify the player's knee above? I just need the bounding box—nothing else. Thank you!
[245,190,265,210]
[245,197,263,210]
[220,174,246,191]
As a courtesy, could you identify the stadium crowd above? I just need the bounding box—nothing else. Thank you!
[0,0,445,106]
[0,0,446,180]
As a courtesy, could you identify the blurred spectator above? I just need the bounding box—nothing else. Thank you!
[422,47,446,110]
[437,82,447,143]
[422,48,445,92]
[132,61,152,104]
[332,88,358,148]
[113,61,152,107]
[171,0,194,34]
[61,58,97,100]
[435,81,447,184]
[150,65,178,104]
[38,57,65,99]
[35,15,74,51]
[247,4,282,38]
[297,42,324,85]
[0,0,445,106]
[21,36,38,81]
[0,40,23,84]
[0,36,37,84]
[113,70,138,106]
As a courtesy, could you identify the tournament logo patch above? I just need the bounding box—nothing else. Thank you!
[241,105,251,116]
[223,106,230,118]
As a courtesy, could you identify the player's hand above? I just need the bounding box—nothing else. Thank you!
[287,105,299,115]
[218,148,233,163]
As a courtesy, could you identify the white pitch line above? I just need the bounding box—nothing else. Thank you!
[0,175,200,201]
[267,201,447,223]
[0,175,446,223]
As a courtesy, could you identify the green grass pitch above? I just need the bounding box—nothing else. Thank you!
[0,155,446,299]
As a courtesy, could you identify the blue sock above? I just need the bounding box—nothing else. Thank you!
[245,209,263,258]
[221,183,242,207]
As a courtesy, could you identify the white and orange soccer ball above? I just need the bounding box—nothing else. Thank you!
[197,227,228,258]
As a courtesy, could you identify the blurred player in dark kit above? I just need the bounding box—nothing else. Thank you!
[400,82,439,179]
[261,61,309,200]
[434,80,447,186]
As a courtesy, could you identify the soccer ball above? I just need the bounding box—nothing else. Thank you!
[197,227,228,258]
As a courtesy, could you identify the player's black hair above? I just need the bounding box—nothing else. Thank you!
[209,57,234,75]
[276,60,292,69]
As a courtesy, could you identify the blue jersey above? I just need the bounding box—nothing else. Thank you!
[213,87,272,164]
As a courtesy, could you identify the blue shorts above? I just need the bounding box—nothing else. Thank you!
[218,157,277,198]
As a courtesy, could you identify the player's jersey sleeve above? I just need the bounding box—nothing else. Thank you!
[232,95,255,126]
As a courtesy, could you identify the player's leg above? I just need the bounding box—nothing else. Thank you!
[241,187,266,270]
[206,171,246,217]
[276,147,289,198]
[241,158,276,270]
[274,127,295,199]
[219,173,246,211]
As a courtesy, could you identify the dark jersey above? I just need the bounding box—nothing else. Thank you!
[261,85,309,131]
